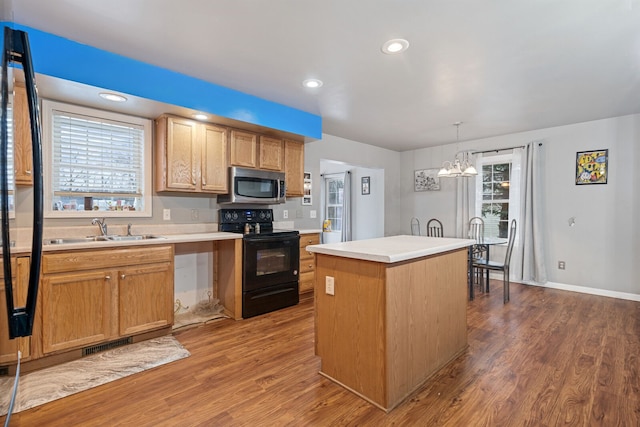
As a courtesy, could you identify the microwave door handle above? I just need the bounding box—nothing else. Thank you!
[1,27,44,339]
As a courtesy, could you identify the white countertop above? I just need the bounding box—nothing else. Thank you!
[306,235,475,263]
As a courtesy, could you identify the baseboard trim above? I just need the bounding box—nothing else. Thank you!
[521,280,640,302]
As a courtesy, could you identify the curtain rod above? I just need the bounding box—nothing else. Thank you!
[320,171,350,177]
[471,142,543,155]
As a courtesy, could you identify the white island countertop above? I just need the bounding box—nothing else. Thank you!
[306,235,475,264]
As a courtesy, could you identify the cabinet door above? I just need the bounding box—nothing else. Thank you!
[42,270,113,354]
[201,124,228,193]
[258,136,284,171]
[285,140,304,197]
[157,116,197,191]
[0,257,31,363]
[118,262,173,336]
[14,82,33,186]
[230,130,257,168]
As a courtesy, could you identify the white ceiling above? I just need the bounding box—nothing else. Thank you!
[6,0,640,151]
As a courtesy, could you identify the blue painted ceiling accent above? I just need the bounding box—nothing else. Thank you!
[2,22,321,139]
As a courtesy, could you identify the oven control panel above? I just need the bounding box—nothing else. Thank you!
[220,209,273,224]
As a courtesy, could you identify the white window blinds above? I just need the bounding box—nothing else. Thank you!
[51,110,144,197]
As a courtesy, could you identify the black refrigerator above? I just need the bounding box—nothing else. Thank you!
[1,26,43,340]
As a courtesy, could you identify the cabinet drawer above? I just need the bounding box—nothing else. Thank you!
[300,259,315,274]
[299,234,320,248]
[299,271,315,293]
[42,245,173,274]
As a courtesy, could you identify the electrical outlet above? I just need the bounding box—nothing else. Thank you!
[163,209,171,221]
[558,261,566,270]
[283,210,289,219]
[191,209,199,220]
[325,276,335,295]
[310,210,317,218]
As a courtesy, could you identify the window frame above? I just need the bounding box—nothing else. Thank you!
[42,99,153,218]
[324,176,344,232]
[474,153,521,240]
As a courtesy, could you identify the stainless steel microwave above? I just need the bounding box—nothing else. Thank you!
[218,167,286,205]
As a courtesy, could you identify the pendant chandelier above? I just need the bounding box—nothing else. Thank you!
[437,122,478,178]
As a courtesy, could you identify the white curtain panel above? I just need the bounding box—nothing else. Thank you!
[455,165,475,238]
[516,141,547,284]
[341,171,352,242]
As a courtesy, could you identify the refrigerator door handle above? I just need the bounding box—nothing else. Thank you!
[1,27,43,338]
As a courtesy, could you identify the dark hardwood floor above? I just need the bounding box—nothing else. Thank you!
[3,282,640,426]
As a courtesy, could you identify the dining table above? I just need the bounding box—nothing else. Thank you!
[468,236,508,300]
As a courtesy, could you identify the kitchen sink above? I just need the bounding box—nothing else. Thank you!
[44,235,165,245]
[106,235,165,241]
[44,236,110,245]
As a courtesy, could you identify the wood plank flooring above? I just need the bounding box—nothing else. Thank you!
[3,282,640,426]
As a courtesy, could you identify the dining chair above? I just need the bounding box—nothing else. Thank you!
[410,217,421,236]
[467,216,486,292]
[472,219,517,303]
[425,218,444,237]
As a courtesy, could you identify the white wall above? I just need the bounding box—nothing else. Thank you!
[402,114,640,296]
[295,133,402,236]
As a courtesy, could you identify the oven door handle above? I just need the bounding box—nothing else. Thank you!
[244,234,299,243]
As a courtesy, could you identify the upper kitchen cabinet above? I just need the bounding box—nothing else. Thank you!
[200,123,228,193]
[13,81,33,186]
[284,139,304,197]
[155,115,228,194]
[258,136,284,171]
[230,129,258,168]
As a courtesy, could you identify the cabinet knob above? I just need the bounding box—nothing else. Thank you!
[308,264,313,268]
[25,170,32,175]
[121,274,126,280]
[105,275,111,280]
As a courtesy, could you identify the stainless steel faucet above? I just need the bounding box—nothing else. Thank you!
[91,218,108,236]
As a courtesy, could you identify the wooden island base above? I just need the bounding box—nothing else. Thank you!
[314,247,469,412]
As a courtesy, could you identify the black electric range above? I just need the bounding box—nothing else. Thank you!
[219,209,300,318]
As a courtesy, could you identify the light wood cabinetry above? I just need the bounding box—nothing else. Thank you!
[299,233,319,301]
[200,123,229,192]
[230,129,257,168]
[155,115,228,193]
[40,246,173,355]
[258,136,284,171]
[13,81,33,186]
[0,257,31,363]
[284,139,304,197]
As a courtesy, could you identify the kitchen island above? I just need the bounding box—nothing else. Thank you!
[306,235,475,412]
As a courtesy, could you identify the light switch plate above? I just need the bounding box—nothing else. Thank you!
[310,210,317,218]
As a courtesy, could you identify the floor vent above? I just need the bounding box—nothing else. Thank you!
[82,337,132,357]
[0,366,8,376]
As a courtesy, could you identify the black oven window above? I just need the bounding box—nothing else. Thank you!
[256,247,291,276]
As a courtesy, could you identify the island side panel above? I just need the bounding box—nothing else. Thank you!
[386,248,468,409]
[315,253,388,408]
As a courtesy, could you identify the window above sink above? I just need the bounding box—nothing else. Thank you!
[42,99,153,218]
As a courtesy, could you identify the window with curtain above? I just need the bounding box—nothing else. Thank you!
[475,153,521,238]
[325,176,344,232]
[42,100,152,217]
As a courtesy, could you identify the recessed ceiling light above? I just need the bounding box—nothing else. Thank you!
[193,113,208,121]
[302,79,323,88]
[99,92,127,102]
[381,38,409,54]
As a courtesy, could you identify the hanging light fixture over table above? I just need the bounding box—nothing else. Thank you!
[437,122,478,178]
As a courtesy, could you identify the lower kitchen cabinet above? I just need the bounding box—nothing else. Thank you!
[299,233,320,302]
[40,245,174,355]
[0,256,31,364]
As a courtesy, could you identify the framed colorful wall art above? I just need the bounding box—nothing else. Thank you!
[576,149,608,185]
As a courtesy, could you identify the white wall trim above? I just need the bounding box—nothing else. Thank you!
[521,280,640,302]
